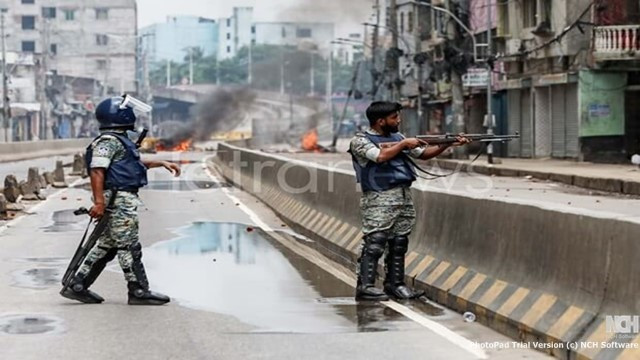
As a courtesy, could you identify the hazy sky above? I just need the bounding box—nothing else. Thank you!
[137,0,374,36]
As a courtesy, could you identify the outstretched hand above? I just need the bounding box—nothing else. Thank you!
[162,161,181,177]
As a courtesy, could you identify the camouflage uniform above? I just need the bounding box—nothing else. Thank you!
[351,129,427,300]
[77,133,147,285]
[350,130,424,236]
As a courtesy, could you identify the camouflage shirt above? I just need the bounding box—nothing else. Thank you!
[89,131,127,169]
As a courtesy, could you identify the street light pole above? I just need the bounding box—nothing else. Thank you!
[188,47,194,85]
[486,0,495,164]
[1,10,9,143]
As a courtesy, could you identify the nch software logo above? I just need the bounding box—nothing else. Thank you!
[606,316,640,335]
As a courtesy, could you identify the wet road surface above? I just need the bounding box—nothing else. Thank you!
[0,151,549,359]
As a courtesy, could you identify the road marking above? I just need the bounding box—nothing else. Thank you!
[203,157,487,359]
[383,301,488,359]
[0,177,84,235]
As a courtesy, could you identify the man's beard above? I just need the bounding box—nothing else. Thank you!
[381,124,399,134]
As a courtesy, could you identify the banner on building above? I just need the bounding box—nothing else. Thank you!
[463,68,489,88]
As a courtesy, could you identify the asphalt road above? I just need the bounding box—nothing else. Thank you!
[0,151,549,360]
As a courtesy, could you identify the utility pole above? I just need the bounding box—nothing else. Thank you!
[187,47,194,85]
[389,0,400,100]
[414,2,424,132]
[40,18,50,140]
[280,48,285,95]
[248,41,252,85]
[446,0,467,159]
[215,56,220,85]
[1,10,9,142]
[166,59,171,87]
[309,52,315,96]
[370,0,380,98]
[486,0,495,163]
[326,47,333,120]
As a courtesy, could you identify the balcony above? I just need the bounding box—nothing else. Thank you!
[593,25,640,61]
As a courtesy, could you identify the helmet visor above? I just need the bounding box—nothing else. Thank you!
[120,94,152,113]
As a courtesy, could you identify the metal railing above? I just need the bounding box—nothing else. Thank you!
[594,25,640,59]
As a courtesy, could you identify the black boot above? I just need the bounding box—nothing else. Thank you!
[355,232,389,301]
[60,247,117,304]
[60,274,104,304]
[127,282,170,305]
[384,235,425,300]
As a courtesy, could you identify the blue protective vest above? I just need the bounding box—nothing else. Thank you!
[351,132,417,192]
[85,132,148,191]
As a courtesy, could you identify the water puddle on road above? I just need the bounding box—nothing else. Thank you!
[145,222,434,333]
[0,315,65,335]
[41,209,86,232]
[11,268,61,289]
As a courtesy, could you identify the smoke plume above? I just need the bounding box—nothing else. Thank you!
[159,87,256,147]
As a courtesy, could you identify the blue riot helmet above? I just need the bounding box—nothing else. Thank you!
[95,94,152,130]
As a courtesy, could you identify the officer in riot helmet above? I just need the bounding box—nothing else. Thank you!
[60,95,181,305]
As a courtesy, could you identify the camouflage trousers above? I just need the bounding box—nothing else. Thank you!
[77,191,147,284]
[360,186,416,237]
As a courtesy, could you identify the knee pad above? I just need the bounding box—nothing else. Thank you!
[364,232,388,257]
[390,235,409,254]
[83,247,117,288]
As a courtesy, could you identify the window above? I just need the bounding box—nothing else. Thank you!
[22,41,35,52]
[22,16,36,30]
[21,0,34,4]
[96,34,109,46]
[523,0,536,28]
[281,27,286,38]
[64,10,75,21]
[42,7,56,19]
[408,11,413,33]
[251,25,255,34]
[226,18,231,27]
[497,1,510,36]
[226,33,230,40]
[96,60,107,70]
[296,28,311,38]
[50,43,57,55]
[400,12,404,33]
[96,8,108,20]
[539,0,551,23]
[226,46,231,53]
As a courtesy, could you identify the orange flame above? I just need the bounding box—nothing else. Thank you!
[301,129,319,152]
[156,139,193,152]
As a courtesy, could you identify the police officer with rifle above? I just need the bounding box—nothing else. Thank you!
[349,101,517,301]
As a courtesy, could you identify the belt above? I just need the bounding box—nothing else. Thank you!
[113,188,139,194]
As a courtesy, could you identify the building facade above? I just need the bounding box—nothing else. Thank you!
[218,7,254,60]
[498,0,640,162]
[140,16,218,64]
[254,21,335,55]
[0,0,138,94]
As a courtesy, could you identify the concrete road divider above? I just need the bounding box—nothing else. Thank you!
[0,139,90,163]
[213,143,640,360]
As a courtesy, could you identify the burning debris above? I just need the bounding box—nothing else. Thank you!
[149,87,256,152]
[301,128,329,153]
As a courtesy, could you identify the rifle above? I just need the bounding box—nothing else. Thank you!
[378,133,520,148]
[60,192,118,290]
[416,133,520,145]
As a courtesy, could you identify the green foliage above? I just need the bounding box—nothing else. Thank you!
[149,44,361,95]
